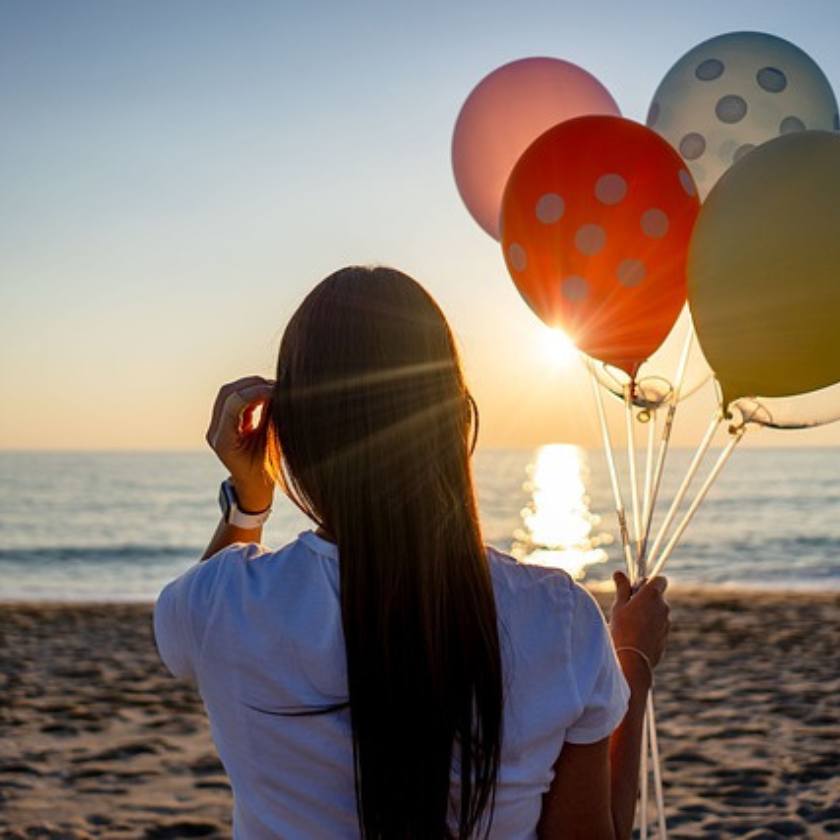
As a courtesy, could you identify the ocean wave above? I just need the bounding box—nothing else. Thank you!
[0,545,199,565]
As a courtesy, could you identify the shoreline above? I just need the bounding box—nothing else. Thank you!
[4,581,840,607]
[1,592,839,838]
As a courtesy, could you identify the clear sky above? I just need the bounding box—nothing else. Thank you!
[3,0,840,451]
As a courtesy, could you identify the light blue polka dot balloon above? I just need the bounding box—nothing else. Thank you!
[647,31,839,198]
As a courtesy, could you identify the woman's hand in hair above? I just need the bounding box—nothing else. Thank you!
[609,573,670,682]
[206,377,276,513]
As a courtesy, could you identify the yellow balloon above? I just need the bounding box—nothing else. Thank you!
[688,130,840,409]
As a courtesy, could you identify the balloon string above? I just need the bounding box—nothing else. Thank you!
[648,692,668,839]
[638,322,695,576]
[645,412,721,575]
[648,426,744,580]
[640,711,649,840]
[638,695,667,840]
[639,403,677,576]
[636,323,695,838]
[625,388,643,563]
[672,317,695,403]
[640,428,668,840]
[588,363,636,576]
[640,411,657,566]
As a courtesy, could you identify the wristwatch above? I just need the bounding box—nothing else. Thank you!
[218,478,272,529]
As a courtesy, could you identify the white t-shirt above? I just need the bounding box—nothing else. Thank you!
[155,531,629,839]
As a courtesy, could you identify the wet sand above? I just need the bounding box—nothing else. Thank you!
[1,590,838,839]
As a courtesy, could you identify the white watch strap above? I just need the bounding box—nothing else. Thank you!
[221,478,272,529]
[228,504,272,530]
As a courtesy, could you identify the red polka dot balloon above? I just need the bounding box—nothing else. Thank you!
[501,115,700,376]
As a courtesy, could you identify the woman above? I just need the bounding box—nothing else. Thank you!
[155,265,669,839]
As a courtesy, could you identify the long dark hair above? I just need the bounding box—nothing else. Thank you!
[268,266,503,838]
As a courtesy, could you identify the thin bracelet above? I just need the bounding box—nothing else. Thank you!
[615,646,654,684]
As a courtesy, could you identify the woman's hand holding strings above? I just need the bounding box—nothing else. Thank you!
[610,572,671,687]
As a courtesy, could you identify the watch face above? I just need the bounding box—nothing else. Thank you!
[218,478,271,528]
[219,479,235,522]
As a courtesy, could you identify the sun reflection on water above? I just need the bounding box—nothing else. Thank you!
[513,444,612,580]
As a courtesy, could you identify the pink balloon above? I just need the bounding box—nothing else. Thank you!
[452,57,621,239]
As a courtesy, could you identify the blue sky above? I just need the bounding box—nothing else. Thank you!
[3,0,840,449]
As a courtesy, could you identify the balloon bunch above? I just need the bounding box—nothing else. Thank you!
[642,32,840,591]
[453,32,840,839]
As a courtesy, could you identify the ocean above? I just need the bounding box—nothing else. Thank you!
[1,447,839,601]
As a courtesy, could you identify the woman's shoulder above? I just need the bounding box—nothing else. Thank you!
[157,532,337,622]
[485,545,598,634]
[200,530,336,575]
[155,532,346,696]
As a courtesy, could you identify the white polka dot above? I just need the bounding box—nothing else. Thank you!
[595,174,627,205]
[562,276,590,303]
[696,58,724,81]
[757,67,787,93]
[780,116,806,134]
[508,243,527,272]
[575,224,607,255]
[716,94,748,124]
[679,169,697,197]
[617,259,647,287]
[536,193,565,224]
[679,133,706,160]
[641,209,669,239]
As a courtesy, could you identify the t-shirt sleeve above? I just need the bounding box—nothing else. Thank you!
[565,585,630,744]
[154,543,262,680]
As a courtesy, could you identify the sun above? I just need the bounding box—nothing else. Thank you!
[539,326,579,369]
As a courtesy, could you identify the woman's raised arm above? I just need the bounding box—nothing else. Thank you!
[201,377,276,560]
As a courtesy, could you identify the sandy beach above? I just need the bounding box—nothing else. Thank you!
[1,590,838,839]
